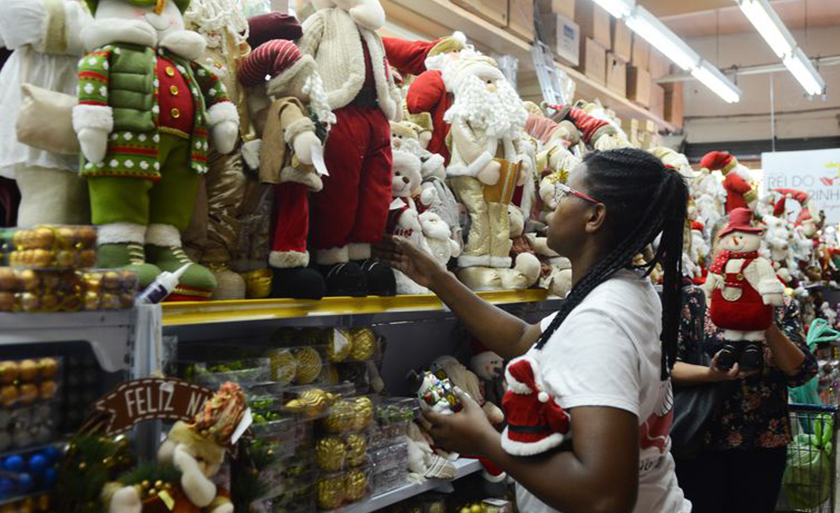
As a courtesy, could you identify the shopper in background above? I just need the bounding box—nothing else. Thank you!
[672,217,818,513]
[377,148,691,513]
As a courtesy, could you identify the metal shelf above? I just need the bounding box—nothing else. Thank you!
[0,310,137,373]
[162,290,550,327]
[342,458,483,513]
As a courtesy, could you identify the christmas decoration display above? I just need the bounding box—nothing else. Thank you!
[0,0,93,227]
[703,208,786,371]
[73,0,240,300]
[699,151,758,214]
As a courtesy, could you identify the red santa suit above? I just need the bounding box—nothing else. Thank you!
[298,5,401,262]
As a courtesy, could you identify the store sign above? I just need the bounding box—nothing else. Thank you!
[762,149,840,224]
[93,378,214,435]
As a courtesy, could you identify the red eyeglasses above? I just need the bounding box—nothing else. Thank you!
[555,182,601,205]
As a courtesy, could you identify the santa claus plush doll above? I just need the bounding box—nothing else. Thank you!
[502,355,570,456]
[297,0,403,297]
[703,208,785,371]
[700,151,758,214]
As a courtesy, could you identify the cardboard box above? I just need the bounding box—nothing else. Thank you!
[575,0,611,49]
[537,0,575,19]
[452,0,508,27]
[542,13,580,66]
[664,82,684,127]
[627,65,651,107]
[644,119,657,133]
[620,118,639,142]
[508,0,535,41]
[579,37,607,86]
[631,35,650,70]
[606,52,627,95]
[611,19,632,62]
[650,79,665,122]
[649,48,671,79]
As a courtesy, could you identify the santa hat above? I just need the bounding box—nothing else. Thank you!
[246,13,303,50]
[718,207,764,239]
[441,55,501,93]
[238,39,316,99]
[772,188,810,218]
[501,356,570,456]
[383,32,467,77]
[700,151,739,175]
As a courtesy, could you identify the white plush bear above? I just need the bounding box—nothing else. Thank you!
[762,214,794,284]
[420,211,460,267]
[390,121,446,181]
[391,149,433,294]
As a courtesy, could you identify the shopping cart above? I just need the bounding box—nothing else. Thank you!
[777,404,838,513]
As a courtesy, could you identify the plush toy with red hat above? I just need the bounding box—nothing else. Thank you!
[703,207,785,371]
[501,355,570,456]
[700,151,758,214]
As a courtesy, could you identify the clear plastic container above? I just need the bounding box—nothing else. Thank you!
[3,225,97,270]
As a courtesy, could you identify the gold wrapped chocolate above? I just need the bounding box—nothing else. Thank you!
[284,388,336,418]
[350,328,376,361]
[326,328,353,363]
[243,268,272,299]
[344,469,368,502]
[316,474,346,510]
[323,400,355,433]
[345,433,367,467]
[315,436,347,472]
[293,347,322,384]
[352,396,374,431]
[269,349,297,386]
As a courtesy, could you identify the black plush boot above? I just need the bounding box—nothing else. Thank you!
[715,342,739,371]
[271,267,327,300]
[358,259,396,297]
[320,262,367,297]
[739,342,763,371]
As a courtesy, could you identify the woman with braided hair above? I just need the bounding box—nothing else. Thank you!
[376,148,691,513]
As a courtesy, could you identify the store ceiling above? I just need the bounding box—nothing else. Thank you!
[645,0,840,39]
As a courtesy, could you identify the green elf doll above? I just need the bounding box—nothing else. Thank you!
[72,0,239,300]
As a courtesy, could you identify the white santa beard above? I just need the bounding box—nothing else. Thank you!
[445,75,527,140]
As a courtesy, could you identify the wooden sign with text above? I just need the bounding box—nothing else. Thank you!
[93,378,214,435]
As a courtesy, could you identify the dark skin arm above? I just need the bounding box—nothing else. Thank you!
[375,236,540,359]
[426,390,639,513]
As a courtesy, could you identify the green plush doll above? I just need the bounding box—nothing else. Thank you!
[73,0,239,300]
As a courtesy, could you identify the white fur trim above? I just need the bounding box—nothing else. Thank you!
[361,29,398,120]
[97,222,146,245]
[481,469,507,483]
[347,1,386,31]
[457,254,491,268]
[158,30,207,61]
[280,167,323,192]
[73,105,113,133]
[146,224,182,248]
[316,246,349,265]
[241,139,262,170]
[266,56,316,98]
[489,256,513,268]
[269,250,310,268]
[284,118,317,145]
[348,243,371,261]
[446,151,494,179]
[442,60,503,93]
[758,278,784,295]
[501,428,566,456]
[538,391,549,403]
[81,18,156,52]
[207,102,239,128]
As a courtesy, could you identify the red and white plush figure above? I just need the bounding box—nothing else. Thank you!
[700,151,758,214]
[501,355,570,456]
[297,0,402,297]
[470,339,506,416]
[544,101,629,151]
[703,208,785,371]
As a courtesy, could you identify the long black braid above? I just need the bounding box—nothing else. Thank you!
[535,148,689,380]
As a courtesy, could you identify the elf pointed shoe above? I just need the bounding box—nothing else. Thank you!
[271,267,326,300]
[97,243,161,289]
[320,262,367,297]
[358,259,396,296]
[145,244,217,301]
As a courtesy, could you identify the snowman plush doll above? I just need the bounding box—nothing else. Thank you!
[72,0,239,300]
[704,208,785,371]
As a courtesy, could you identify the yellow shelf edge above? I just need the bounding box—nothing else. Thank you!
[161,289,549,326]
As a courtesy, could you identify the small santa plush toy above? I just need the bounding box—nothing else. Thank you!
[703,208,785,371]
[700,151,757,214]
[501,356,570,456]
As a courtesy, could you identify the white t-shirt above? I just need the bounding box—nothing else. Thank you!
[515,270,691,513]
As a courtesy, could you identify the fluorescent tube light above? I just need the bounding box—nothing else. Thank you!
[691,63,742,104]
[784,48,826,96]
[592,0,634,19]
[738,0,793,58]
[625,8,698,71]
